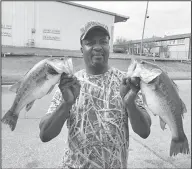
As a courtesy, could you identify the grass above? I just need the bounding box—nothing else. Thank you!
[2,56,191,83]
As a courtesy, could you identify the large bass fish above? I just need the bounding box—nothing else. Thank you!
[129,59,190,156]
[2,57,73,131]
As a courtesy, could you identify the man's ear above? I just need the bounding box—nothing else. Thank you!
[80,47,83,53]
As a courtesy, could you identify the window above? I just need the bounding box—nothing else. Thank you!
[177,39,185,44]
[169,40,175,44]
[172,40,175,44]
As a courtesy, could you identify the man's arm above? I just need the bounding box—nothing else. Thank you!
[124,91,151,139]
[120,77,151,139]
[39,101,72,142]
[39,74,80,142]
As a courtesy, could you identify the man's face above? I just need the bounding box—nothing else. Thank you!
[81,28,110,69]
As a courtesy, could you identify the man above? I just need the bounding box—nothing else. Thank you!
[39,21,151,169]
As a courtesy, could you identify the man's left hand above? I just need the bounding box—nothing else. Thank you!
[120,77,140,105]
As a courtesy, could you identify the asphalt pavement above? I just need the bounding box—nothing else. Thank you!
[1,80,191,168]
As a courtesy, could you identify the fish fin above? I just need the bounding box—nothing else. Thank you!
[159,117,166,130]
[127,58,137,77]
[23,69,30,76]
[171,80,179,92]
[170,135,190,156]
[47,85,55,95]
[9,81,21,93]
[9,69,30,93]
[181,99,187,118]
[1,110,18,131]
[25,101,35,112]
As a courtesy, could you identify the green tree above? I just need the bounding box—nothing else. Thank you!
[114,37,129,45]
[143,37,157,55]
[160,43,169,58]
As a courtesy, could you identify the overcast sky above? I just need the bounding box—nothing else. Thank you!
[73,1,191,42]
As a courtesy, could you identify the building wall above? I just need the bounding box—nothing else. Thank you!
[151,47,160,54]
[166,38,190,59]
[2,2,35,47]
[126,36,190,59]
[2,1,115,51]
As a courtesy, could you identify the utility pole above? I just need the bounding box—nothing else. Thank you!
[188,36,191,60]
[140,1,149,56]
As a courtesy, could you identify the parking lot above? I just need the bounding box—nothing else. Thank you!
[1,80,191,168]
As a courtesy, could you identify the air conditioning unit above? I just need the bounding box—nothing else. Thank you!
[31,28,36,33]
[26,39,35,47]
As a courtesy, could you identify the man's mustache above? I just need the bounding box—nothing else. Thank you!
[92,52,104,56]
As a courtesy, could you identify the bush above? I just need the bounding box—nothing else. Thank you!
[113,47,127,53]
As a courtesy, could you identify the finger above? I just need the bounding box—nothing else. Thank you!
[60,73,76,81]
[67,74,77,79]
[67,74,73,78]
[71,84,80,99]
[59,80,76,89]
[130,77,140,88]
[121,78,127,85]
[72,80,81,89]
[60,72,68,79]
[74,79,81,85]
[60,79,75,86]
[128,79,140,93]
[126,77,131,85]
[75,80,81,87]
[60,75,77,84]
[60,75,74,81]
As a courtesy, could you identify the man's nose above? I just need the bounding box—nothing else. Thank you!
[93,44,102,51]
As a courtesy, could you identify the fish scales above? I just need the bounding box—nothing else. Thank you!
[129,59,190,156]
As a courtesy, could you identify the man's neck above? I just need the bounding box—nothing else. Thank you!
[85,65,110,75]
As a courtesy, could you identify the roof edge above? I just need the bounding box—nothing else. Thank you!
[56,1,129,23]
[127,33,191,44]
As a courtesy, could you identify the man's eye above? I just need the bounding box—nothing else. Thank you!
[100,40,108,45]
[88,42,93,46]
[85,41,93,46]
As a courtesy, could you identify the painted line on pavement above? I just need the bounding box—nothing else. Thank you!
[130,135,178,168]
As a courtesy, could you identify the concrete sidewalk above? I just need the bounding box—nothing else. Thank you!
[167,72,191,80]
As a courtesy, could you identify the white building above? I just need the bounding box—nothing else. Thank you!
[122,33,191,59]
[1,1,129,52]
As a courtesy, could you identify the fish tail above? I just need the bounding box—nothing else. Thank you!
[1,110,19,131]
[170,135,190,156]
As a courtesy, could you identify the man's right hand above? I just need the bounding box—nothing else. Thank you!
[58,73,81,105]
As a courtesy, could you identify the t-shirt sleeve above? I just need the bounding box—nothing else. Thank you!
[46,87,64,115]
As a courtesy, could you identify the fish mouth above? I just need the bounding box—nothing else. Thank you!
[46,58,73,74]
[47,64,60,75]
[127,59,138,76]
[128,59,163,84]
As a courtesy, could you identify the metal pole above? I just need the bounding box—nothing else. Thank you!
[140,1,149,56]
[188,36,191,60]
